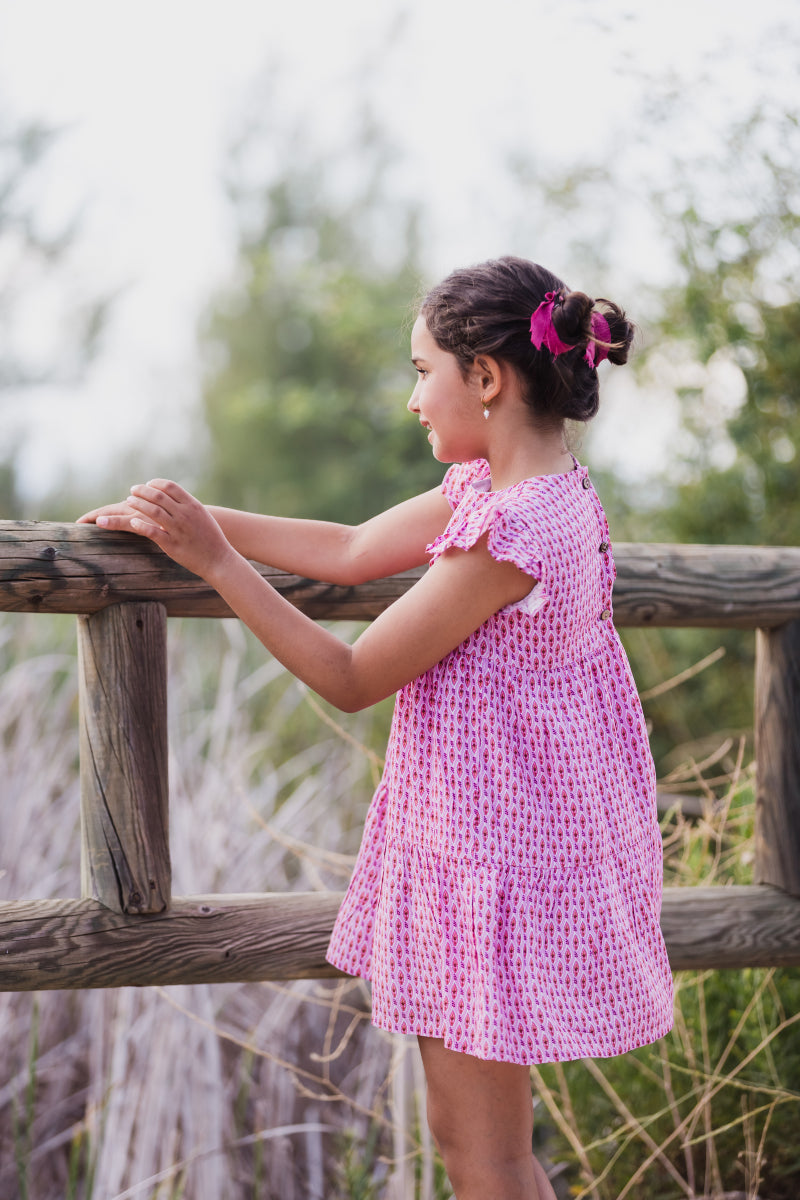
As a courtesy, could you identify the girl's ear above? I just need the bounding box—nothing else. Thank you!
[473,354,502,402]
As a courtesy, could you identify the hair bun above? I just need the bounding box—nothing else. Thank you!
[552,290,594,345]
[419,256,636,428]
[595,299,635,365]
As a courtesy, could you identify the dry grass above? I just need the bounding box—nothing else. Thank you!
[534,734,800,1200]
[1,613,798,1199]
[0,613,430,1199]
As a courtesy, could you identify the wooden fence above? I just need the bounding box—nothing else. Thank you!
[1,520,800,992]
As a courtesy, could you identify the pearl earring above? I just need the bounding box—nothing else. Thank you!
[481,398,491,420]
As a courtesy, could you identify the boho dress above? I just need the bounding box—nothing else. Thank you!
[326,457,674,1065]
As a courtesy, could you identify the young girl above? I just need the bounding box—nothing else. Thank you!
[79,255,674,1200]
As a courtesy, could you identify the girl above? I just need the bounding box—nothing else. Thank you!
[79,256,674,1200]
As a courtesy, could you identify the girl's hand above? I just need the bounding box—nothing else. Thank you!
[76,500,138,529]
[98,479,236,583]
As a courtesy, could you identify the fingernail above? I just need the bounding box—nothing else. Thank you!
[97,516,108,527]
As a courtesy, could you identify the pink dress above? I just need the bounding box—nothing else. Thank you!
[327,458,674,1064]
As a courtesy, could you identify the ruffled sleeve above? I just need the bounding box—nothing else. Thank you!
[440,458,491,510]
[427,489,547,616]
[426,488,546,617]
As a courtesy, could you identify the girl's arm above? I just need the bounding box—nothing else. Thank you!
[107,479,532,712]
[78,485,453,585]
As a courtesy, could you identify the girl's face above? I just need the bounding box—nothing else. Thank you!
[408,315,486,463]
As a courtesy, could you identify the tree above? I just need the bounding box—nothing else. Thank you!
[638,106,800,547]
[605,107,800,764]
[0,116,111,516]
[200,114,441,524]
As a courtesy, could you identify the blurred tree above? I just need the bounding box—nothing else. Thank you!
[609,106,800,769]
[0,116,111,516]
[637,106,800,547]
[506,100,800,767]
[200,112,441,523]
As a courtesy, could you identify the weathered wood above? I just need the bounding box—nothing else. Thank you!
[660,883,800,969]
[0,520,420,620]
[755,622,800,897]
[2,522,800,627]
[78,603,171,913]
[0,886,798,990]
[612,542,800,628]
[0,893,343,990]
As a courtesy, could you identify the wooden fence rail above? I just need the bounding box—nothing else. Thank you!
[1,519,800,991]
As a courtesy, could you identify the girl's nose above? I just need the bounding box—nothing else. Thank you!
[407,385,420,413]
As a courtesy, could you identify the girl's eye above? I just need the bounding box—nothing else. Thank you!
[416,367,428,378]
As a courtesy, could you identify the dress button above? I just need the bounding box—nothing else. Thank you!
[581,476,591,490]
[599,541,610,553]
[600,608,611,621]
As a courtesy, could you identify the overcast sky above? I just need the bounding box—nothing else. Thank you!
[0,0,797,504]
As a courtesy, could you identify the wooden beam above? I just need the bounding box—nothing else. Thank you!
[0,521,419,621]
[0,894,343,990]
[611,542,800,629]
[755,622,800,897]
[78,603,171,913]
[0,886,798,991]
[3,522,800,627]
[660,884,800,969]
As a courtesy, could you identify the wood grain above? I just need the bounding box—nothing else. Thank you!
[3,522,800,627]
[0,520,420,620]
[78,602,171,913]
[611,542,800,629]
[755,622,800,897]
[0,893,343,990]
[0,885,798,990]
[661,884,800,969]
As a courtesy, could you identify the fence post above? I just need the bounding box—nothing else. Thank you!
[77,602,171,913]
[754,619,800,898]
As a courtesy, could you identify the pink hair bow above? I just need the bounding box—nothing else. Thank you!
[530,292,611,368]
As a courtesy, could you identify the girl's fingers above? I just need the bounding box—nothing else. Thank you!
[129,516,168,542]
[146,478,188,499]
[76,501,132,523]
[132,479,192,507]
[95,513,141,531]
[126,494,170,524]
[81,482,199,543]
[129,483,175,512]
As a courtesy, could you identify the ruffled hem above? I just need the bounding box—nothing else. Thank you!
[356,987,674,1066]
[326,833,675,1065]
[326,943,674,1065]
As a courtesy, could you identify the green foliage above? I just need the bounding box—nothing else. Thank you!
[638,107,800,546]
[200,122,442,523]
[534,778,800,1200]
[620,626,755,775]
[0,115,112,517]
[579,108,800,771]
[332,1127,383,1200]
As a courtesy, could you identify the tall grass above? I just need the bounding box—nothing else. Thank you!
[0,613,424,1199]
[1,614,798,1198]
[536,732,800,1199]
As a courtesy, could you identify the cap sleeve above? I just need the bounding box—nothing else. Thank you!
[440,458,491,510]
[426,490,543,582]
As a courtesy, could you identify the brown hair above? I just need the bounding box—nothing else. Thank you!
[419,256,634,423]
